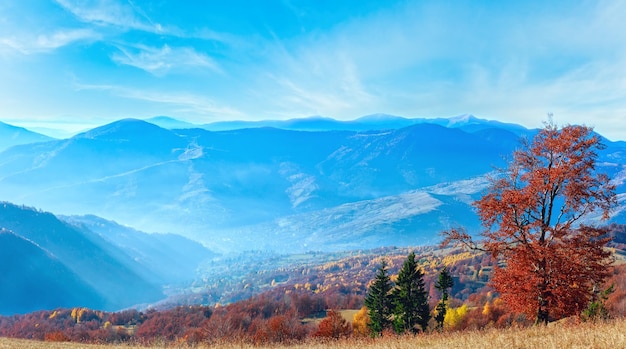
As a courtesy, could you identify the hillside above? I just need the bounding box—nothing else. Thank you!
[2,236,625,345]
[0,229,105,314]
[0,121,53,152]
[0,203,163,313]
[61,214,216,284]
[0,203,215,315]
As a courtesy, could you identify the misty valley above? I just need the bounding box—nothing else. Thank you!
[1,115,626,345]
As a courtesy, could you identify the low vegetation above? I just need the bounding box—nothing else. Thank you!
[1,245,625,346]
[2,318,626,348]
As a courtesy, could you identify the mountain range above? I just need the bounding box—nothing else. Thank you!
[0,115,623,253]
[147,114,532,135]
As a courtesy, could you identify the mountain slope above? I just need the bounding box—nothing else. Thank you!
[0,229,105,315]
[62,215,216,284]
[0,203,163,311]
[0,121,54,151]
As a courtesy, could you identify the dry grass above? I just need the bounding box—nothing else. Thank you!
[1,319,626,349]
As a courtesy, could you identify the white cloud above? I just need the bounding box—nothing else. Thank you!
[0,28,99,54]
[54,0,162,33]
[111,44,221,76]
[125,90,242,118]
[74,82,243,119]
[36,29,101,50]
[247,0,626,140]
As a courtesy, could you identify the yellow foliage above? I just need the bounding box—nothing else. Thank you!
[482,302,491,316]
[493,298,503,307]
[444,304,468,329]
[77,308,87,323]
[103,321,112,330]
[48,311,58,319]
[442,252,474,266]
[352,306,370,337]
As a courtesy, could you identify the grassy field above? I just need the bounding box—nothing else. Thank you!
[1,319,625,348]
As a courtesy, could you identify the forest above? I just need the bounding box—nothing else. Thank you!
[1,236,625,345]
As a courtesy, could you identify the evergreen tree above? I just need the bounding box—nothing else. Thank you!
[434,266,454,330]
[364,261,393,336]
[392,252,430,333]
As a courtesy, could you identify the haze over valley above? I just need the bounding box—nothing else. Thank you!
[1,114,625,314]
[1,115,624,253]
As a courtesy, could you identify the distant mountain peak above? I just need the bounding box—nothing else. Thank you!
[447,114,479,125]
[76,118,170,139]
[299,115,333,121]
[144,116,198,129]
[147,116,180,122]
[355,113,406,122]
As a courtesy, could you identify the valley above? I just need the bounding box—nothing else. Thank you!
[0,115,624,253]
[1,115,625,346]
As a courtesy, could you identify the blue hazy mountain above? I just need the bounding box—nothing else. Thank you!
[200,113,532,134]
[0,202,217,315]
[0,202,164,314]
[0,121,54,151]
[145,116,199,129]
[0,117,623,253]
[61,214,216,284]
[0,228,106,315]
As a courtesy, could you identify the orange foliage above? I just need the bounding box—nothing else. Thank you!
[44,331,69,342]
[313,310,351,339]
[444,123,616,324]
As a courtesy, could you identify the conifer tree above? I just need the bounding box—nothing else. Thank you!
[364,261,393,336]
[392,252,430,333]
[434,266,454,330]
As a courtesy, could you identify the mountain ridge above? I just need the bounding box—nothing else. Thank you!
[0,116,623,253]
[0,121,54,152]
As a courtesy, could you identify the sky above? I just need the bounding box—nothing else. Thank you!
[1,0,626,140]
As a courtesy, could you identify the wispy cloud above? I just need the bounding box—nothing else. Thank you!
[249,0,626,138]
[75,82,243,119]
[0,28,100,54]
[37,29,101,50]
[54,0,163,33]
[111,44,221,76]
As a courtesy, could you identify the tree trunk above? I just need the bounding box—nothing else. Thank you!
[536,257,549,325]
[537,297,549,325]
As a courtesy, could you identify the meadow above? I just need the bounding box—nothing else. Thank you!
[1,318,625,349]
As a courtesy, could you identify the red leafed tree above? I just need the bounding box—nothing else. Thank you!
[313,310,351,339]
[443,122,616,324]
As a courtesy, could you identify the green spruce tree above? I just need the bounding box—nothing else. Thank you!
[392,252,430,333]
[434,266,454,330]
[364,260,393,336]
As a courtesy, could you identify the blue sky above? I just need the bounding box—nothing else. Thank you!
[1,1,626,140]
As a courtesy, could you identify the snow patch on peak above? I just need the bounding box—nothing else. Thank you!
[447,114,478,126]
